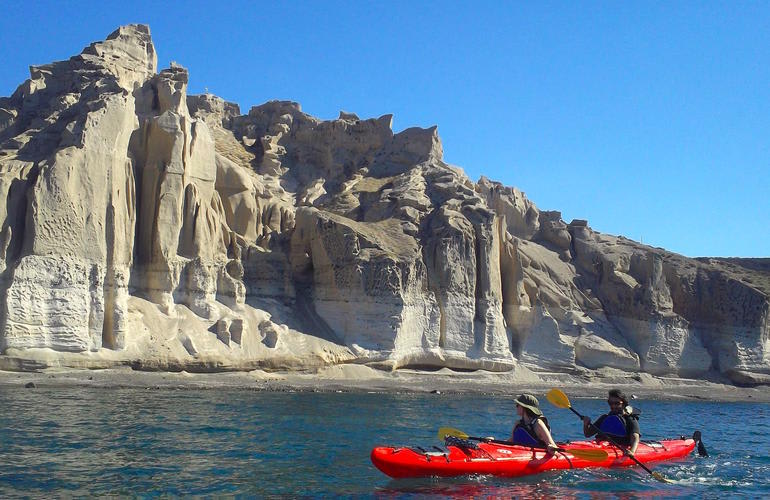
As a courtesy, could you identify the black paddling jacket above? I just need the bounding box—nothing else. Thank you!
[511,416,551,447]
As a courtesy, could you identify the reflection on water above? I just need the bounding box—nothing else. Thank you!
[377,467,702,499]
[0,387,767,497]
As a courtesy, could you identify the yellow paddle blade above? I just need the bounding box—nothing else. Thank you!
[546,388,571,409]
[437,427,468,440]
[563,448,609,462]
[652,471,673,484]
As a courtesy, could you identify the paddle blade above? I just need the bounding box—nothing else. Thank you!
[546,388,571,409]
[437,427,468,440]
[563,448,609,462]
[652,471,673,484]
[693,430,709,457]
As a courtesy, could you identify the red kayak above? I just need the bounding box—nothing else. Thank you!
[371,437,696,478]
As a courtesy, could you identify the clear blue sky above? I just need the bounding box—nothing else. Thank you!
[1,1,768,257]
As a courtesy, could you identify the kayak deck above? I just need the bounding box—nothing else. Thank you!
[371,437,696,478]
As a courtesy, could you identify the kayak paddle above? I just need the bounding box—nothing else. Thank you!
[437,426,609,462]
[546,388,672,483]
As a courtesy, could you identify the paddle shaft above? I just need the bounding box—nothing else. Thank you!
[465,435,544,447]
[467,436,514,446]
[464,435,593,458]
[440,427,606,461]
[567,406,585,419]
[569,406,658,476]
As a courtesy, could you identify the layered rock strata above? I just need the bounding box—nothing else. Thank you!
[0,25,767,385]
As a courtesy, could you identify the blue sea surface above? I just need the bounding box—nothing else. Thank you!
[0,386,767,498]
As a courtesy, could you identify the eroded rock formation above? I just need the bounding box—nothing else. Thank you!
[0,25,767,385]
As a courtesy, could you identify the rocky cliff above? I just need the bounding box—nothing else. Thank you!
[0,25,767,385]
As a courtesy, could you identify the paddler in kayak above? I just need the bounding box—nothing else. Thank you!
[582,389,641,456]
[510,394,559,453]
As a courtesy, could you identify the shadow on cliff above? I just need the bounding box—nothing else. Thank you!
[245,286,344,346]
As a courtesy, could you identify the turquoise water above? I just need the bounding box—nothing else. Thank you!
[0,387,767,498]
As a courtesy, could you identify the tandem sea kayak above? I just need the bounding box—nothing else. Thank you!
[371,435,696,478]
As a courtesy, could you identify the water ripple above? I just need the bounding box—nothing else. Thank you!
[0,388,767,497]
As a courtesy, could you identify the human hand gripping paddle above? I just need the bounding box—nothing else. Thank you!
[546,388,672,483]
[436,427,609,462]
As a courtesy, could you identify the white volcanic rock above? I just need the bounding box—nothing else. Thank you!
[567,224,769,381]
[129,64,235,320]
[477,176,540,239]
[4,256,103,351]
[290,207,442,358]
[574,332,640,371]
[519,305,577,370]
[215,153,259,241]
[0,25,767,385]
[0,25,154,351]
[79,25,156,91]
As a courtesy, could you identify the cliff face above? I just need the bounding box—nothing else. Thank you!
[0,26,767,384]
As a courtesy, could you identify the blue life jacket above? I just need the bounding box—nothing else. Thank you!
[598,414,627,438]
[512,416,550,447]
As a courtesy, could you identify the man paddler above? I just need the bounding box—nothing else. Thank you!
[582,389,641,456]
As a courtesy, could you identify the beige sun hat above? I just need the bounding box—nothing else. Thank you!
[514,394,543,416]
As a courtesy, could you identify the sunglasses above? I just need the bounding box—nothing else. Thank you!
[607,400,624,406]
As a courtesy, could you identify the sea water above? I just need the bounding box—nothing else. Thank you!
[0,386,767,498]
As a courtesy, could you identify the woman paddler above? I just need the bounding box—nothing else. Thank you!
[509,393,559,453]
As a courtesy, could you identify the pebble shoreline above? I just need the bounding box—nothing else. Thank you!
[1,367,767,403]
